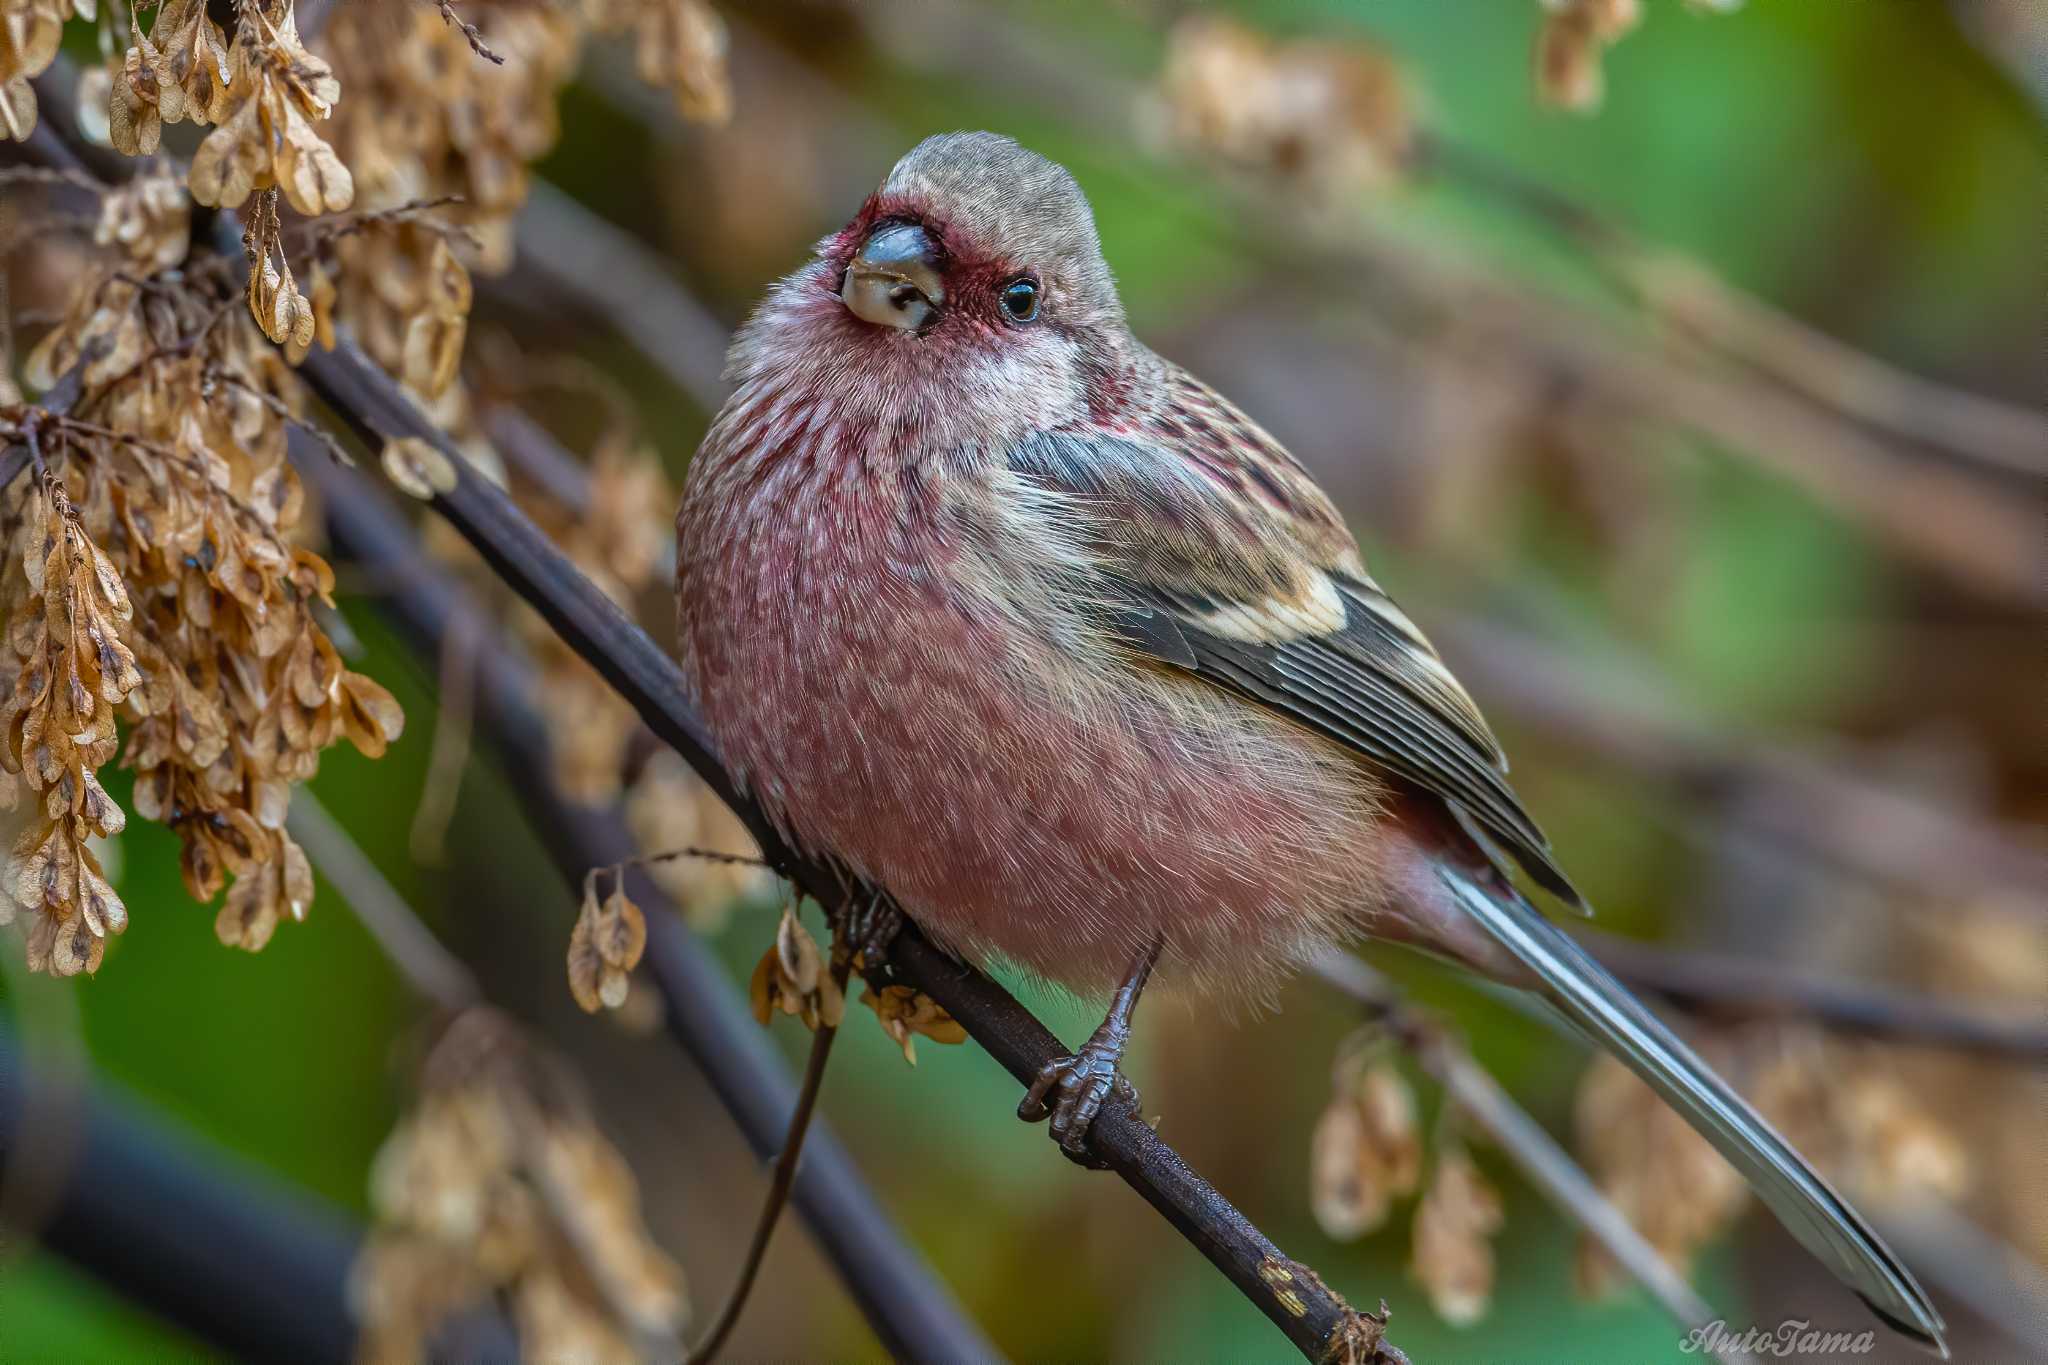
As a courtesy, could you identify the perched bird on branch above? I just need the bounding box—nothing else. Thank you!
[675,131,1944,1353]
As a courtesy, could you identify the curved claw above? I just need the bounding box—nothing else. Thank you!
[1018,1043,1138,1169]
[845,889,904,968]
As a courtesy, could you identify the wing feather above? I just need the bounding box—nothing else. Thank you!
[1007,364,1583,908]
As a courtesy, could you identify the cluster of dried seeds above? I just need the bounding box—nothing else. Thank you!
[4,155,399,971]
[1573,1023,1969,1297]
[1306,1036,1506,1324]
[315,0,725,410]
[859,981,966,1064]
[566,864,648,1013]
[586,0,731,123]
[749,902,843,1032]
[354,1010,687,1364]
[1311,1051,1424,1241]
[0,476,139,973]
[1571,1043,1748,1295]
[742,900,965,1062]
[0,0,91,141]
[7,1,738,976]
[1153,15,1413,196]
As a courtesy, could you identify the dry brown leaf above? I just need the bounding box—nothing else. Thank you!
[857,982,966,1065]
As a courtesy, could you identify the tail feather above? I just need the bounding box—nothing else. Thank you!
[1435,864,1948,1357]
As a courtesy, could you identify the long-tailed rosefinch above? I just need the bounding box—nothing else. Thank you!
[676,132,1942,1351]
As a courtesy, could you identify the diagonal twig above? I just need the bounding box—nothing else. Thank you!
[287,792,484,1012]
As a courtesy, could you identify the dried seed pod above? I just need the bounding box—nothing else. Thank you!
[567,872,648,1014]
[859,983,967,1065]
[1411,1146,1503,1326]
[181,0,353,213]
[1155,15,1413,194]
[355,1011,687,1362]
[748,903,844,1032]
[1311,1055,1423,1240]
[1,478,140,975]
[380,436,460,501]
[0,0,89,142]
[1534,0,1643,112]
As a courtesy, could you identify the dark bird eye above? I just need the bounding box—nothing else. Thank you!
[999,277,1040,323]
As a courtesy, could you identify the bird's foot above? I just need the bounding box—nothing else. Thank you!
[842,888,903,969]
[1017,1029,1138,1169]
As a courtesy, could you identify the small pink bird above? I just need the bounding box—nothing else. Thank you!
[676,132,1942,1351]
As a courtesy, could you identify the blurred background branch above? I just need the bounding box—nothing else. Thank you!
[0,1026,516,1364]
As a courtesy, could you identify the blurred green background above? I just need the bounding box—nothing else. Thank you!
[6,1,2043,1361]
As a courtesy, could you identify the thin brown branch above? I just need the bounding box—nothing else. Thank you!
[285,792,483,1012]
[684,985,843,1365]
[434,0,504,65]
[2,352,95,488]
[1311,953,1752,1363]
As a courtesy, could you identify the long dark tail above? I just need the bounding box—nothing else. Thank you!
[1435,864,1947,1356]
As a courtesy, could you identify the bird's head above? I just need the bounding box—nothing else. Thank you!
[727,133,1134,446]
[829,130,1124,343]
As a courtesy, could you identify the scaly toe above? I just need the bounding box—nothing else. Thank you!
[1018,1046,1133,1169]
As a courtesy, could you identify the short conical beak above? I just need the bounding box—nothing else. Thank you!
[840,222,943,331]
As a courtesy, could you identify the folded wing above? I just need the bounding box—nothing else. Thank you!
[1006,365,1581,907]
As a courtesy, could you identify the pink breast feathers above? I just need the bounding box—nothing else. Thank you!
[678,414,1390,999]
